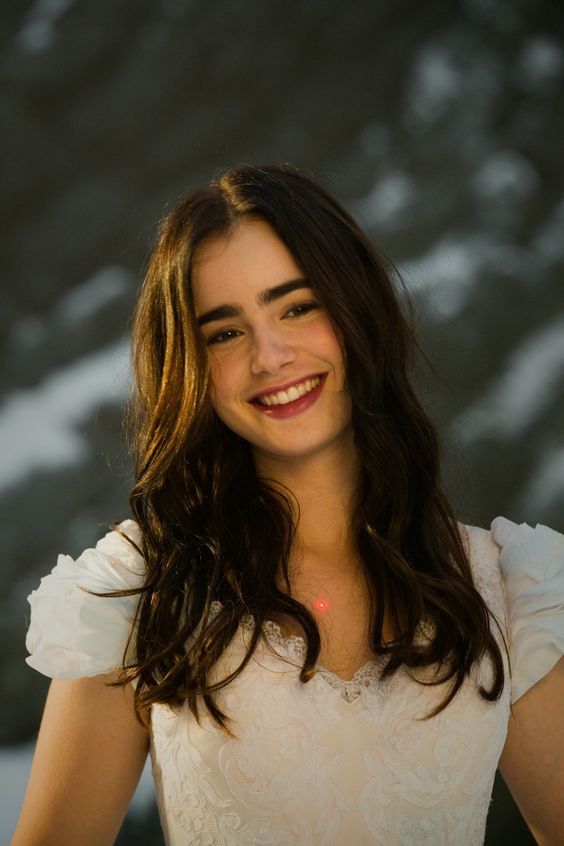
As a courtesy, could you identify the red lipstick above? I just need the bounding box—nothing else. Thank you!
[249,372,326,403]
[248,374,326,419]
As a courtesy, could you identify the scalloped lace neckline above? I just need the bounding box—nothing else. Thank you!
[208,602,436,703]
[209,601,387,703]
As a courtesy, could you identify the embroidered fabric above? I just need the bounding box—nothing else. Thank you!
[150,527,511,845]
[238,611,423,704]
[25,517,564,845]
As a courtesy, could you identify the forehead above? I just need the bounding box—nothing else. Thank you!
[191,218,302,308]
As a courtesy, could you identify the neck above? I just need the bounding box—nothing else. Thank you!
[254,431,361,571]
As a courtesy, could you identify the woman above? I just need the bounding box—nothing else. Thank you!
[13,164,564,845]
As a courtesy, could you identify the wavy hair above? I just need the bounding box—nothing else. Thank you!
[114,163,507,734]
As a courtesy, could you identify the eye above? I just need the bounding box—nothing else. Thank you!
[206,328,242,346]
[205,300,320,345]
[284,301,320,318]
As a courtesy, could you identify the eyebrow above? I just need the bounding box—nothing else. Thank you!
[196,278,311,327]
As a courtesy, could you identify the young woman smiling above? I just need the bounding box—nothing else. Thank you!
[14,164,564,845]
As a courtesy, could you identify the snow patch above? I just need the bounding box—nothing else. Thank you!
[452,314,564,441]
[356,172,415,230]
[514,37,563,92]
[401,234,489,318]
[9,265,132,352]
[55,266,132,326]
[473,150,538,202]
[0,340,130,494]
[405,45,462,126]
[15,0,78,52]
[517,446,564,512]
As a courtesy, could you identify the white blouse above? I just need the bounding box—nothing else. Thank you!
[25,517,564,846]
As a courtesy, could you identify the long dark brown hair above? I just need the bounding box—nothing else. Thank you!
[115,163,506,734]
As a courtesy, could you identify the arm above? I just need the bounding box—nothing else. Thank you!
[499,655,564,846]
[11,670,150,846]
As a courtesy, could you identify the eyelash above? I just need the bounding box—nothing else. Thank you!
[206,300,320,346]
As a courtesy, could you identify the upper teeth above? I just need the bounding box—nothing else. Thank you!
[256,376,322,406]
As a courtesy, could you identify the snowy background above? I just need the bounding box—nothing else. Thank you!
[2,0,563,843]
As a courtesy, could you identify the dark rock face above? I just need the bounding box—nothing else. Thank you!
[1,1,560,843]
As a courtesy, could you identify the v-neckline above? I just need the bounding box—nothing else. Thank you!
[257,615,386,683]
[209,600,432,702]
[237,610,389,702]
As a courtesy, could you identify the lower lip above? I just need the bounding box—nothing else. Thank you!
[249,376,326,419]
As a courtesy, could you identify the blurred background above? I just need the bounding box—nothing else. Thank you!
[1,0,563,842]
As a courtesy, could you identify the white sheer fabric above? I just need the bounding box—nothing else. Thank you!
[26,517,564,845]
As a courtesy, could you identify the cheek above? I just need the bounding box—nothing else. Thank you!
[208,354,244,416]
[315,321,346,372]
[208,358,228,409]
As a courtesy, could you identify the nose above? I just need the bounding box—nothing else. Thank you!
[250,325,296,375]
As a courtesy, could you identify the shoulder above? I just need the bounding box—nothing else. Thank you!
[463,515,564,604]
[489,516,564,588]
[26,519,146,680]
[462,516,564,704]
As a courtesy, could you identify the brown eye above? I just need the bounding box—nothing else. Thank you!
[284,301,319,318]
[207,328,242,345]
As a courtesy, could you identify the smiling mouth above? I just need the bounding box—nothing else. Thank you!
[250,374,325,407]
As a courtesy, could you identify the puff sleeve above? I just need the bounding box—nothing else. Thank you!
[490,515,564,704]
[25,519,145,680]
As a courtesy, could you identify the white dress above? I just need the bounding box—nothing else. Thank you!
[25,517,564,846]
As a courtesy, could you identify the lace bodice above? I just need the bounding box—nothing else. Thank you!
[150,531,510,845]
[25,517,564,845]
